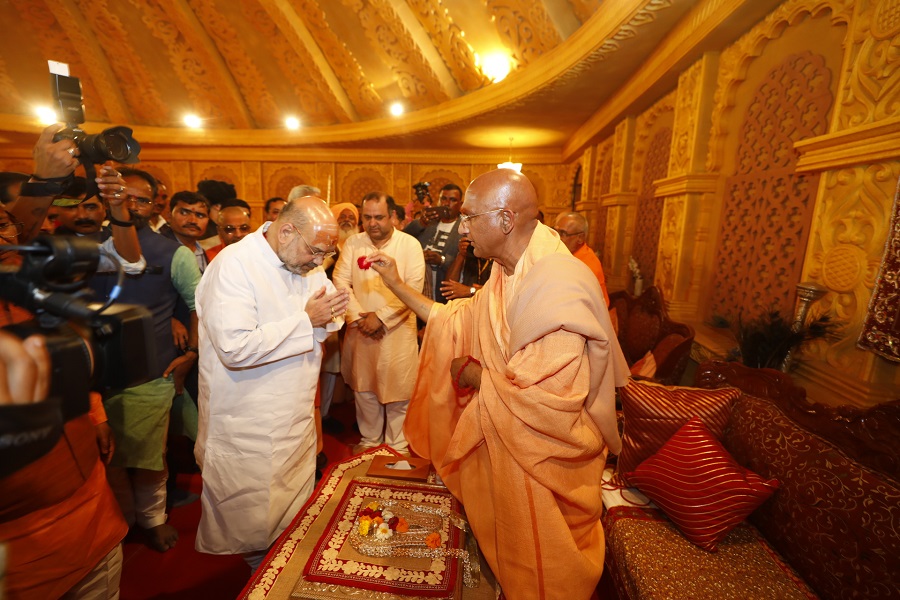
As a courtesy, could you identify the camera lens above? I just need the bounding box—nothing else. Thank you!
[96,129,133,162]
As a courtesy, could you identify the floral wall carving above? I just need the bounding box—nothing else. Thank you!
[486,0,561,68]
[632,127,673,287]
[804,164,898,374]
[709,52,833,321]
[836,0,900,129]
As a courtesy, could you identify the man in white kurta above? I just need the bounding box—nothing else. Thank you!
[333,193,425,453]
[194,197,350,568]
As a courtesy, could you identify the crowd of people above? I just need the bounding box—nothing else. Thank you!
[1,123,625,600]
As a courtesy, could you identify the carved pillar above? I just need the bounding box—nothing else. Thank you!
[790,0,900,407]
[653,54,719,319]
[242,161,262,206]
[575,145,602,248]
[604,118,638,292]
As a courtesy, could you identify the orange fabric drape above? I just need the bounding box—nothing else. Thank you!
[405,224,628,599]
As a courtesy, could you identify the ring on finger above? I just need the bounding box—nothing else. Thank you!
[66,147,75,156]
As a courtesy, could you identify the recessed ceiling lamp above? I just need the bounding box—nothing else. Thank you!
[285,116,300,130]
[497,137,522,172]
[481,53,512,82]
[183,114,202,128]
[34,106,57,125]
[389,102,405,117]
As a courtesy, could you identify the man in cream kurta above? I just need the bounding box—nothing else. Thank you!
[333,193,425,453]
[366,170,628,600]
[194,197,350,568]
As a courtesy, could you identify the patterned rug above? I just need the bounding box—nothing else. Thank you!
[858,175,900,362]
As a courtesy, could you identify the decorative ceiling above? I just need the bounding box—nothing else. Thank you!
[0,0,759,155]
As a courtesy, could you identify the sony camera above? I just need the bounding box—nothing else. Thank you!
[50,73,141,165]
[1,235,155,418]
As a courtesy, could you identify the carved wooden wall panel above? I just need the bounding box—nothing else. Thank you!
[631,127,673,287]
[709,52,832,322]
[412,167,469,198]
[338,165,391,206]
[263,164,317,203]
[193,163,244,198]
[836,0,900,129]
[804,164,898,376]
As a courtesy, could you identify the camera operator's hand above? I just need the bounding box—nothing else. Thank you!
[0,332,50,405]
[32,124,79,180]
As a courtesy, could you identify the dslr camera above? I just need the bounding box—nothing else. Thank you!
[51,72,141,165]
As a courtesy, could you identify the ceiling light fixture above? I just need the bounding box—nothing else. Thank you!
[482,53,512,82]
[285,116,300,130]
[497,137,522,172]
[184,114,202,128]
[34,106,57,125]
[389,102,404,117]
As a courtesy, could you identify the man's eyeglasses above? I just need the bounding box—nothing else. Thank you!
[222,224,252,234]
[555,229,585,238]
[127,195,153,206]
[287,223,336,259]
[0,221,23,237]
[459,208,506,225]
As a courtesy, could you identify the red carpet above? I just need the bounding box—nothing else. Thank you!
[120,400,360,600]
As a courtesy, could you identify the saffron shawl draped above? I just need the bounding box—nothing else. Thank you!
[405,224,628,599]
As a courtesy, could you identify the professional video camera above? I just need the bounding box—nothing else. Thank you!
[1,235,154,420]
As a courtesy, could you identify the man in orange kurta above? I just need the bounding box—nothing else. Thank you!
[554,211,610,306]
[367,169,628,600]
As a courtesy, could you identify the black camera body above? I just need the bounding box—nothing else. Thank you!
[53,125,142,166]
[1,236,155,413]
[50,73,141,166]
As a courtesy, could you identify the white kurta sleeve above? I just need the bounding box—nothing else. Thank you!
[199,257,319,369]
[97,236,146,274]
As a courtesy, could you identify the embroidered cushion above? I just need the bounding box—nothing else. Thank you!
[626,417,779,551]
[615,380,740,484]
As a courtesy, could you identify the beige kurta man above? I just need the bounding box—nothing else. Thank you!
[333,195,426,453]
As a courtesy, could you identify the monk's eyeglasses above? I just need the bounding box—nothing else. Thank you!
[555,229,585,237]
[459,208,507,225]
[287,223,336,259]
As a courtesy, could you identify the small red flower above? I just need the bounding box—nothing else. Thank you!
[388,516,399,530]
[357,256,372,269]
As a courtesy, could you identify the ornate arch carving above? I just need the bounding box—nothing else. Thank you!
[709,51,833,322]
[707,0,853,173]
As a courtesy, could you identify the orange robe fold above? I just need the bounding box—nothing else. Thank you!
[405,224,628,600]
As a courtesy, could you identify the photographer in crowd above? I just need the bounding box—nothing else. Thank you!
[0,124,147,599]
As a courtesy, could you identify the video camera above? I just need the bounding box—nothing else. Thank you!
[1,235,154,420]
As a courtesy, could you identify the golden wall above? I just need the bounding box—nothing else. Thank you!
[2,0,897,406]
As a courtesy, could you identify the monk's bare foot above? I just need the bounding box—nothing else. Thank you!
[144,523,178,552]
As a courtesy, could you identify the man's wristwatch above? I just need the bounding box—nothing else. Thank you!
[185,346,199,355]
[19,175,72,197]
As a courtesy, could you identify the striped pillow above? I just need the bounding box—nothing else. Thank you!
[626,417,780,551]
[615,380,740,485]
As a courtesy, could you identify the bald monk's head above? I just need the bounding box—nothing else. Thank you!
[459,168,540,274]
[268,196,338,275]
